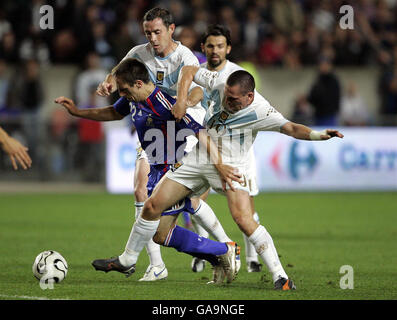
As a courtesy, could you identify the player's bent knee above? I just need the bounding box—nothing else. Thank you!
[141,198,161,220]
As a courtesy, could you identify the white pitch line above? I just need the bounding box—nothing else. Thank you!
[0,294,70,300]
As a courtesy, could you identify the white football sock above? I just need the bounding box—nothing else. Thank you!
[134,201,144,219]
[248,225,288,283]
[119,217,160,267]
[244,212,260,263]
[191,200,232,242]
[134,202,164,267]
[191,218,209,238]
[145,239,164,267]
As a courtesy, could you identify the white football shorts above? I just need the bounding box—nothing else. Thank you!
[165,148,251,198]
[246,147,259,197]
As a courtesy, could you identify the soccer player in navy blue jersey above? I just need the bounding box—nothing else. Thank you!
[55,58,242,283]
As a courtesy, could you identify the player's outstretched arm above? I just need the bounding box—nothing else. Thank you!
[280,122,344,141]
[196,129,243,191]
[54,96,124,121]
[0,126,32,170]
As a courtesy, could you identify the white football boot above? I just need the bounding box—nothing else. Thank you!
[138,264,168,281]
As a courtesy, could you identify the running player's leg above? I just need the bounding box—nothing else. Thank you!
[242,148,262,272]
[243,196,263,272]
[190,189,210,238]
[134,153,166,280]
[189,190,235,273]
[226,188,295,290]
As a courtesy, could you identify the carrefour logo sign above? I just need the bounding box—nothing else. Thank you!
[340,144,397,170]
[270,141,319,181]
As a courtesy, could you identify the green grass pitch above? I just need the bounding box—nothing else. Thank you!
[0,192,396,300]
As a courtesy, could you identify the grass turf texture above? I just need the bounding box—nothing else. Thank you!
[0,192,396,300]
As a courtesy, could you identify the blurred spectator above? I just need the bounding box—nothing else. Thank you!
[169,0,191,26]
[291,93,315,126]
[112,22,136,62]
[191,8,212,36]
[340,82,371,126]
[272,0,305,34]
[74,52,109,108]
[378,47,397,126]
[8,59,44,161]
[307,56,341,126]
[334,27,370,66]
[19,28,50,66]
[76,87,104,182]
[174,25,206,64]
[51,29,79,63]
[89,20,116,69]
[258,31,287,66]
[126,4,147,46]
[311,0,335,33]
[218,6,244,62]
[0,31,19,64]
[242,6,267,62]
[0,9,11,40]
[0,59,9,110]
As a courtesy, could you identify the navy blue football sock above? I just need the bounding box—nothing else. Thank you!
[165,225,227,266]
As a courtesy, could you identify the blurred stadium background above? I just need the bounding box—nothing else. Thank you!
[0,0,396,191]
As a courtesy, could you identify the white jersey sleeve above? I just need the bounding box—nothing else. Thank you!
[193,68,218,90]
[248,95,290,132]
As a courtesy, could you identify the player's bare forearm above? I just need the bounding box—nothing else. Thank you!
[177,66,199,104]
[186,87,204,107]
[54,97,124,121]
[281,122,344,141]
[196,129,221,165]
[75,106,124,121]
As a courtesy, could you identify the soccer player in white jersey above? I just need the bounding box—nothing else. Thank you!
[144,67,344,290]
[95,7,234,281]
[189,25,264,273]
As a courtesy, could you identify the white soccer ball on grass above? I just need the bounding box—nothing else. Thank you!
[32,250,68,284]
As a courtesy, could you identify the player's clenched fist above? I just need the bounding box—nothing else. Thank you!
[96,81,113,96]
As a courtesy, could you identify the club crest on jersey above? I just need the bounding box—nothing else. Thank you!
[220,111,229,122]
[156,71,165,85]
[146,116,154,127]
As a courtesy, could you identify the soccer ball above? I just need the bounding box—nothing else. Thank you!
[32,250,68,284]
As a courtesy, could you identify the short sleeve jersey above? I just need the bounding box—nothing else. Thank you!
[122,41,199,97]
[114,87,203,168]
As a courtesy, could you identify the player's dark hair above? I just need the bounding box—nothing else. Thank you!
[113,58,151,86]
[143,7,174,29]
[201,24,232,46]
[227,70,255,94]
